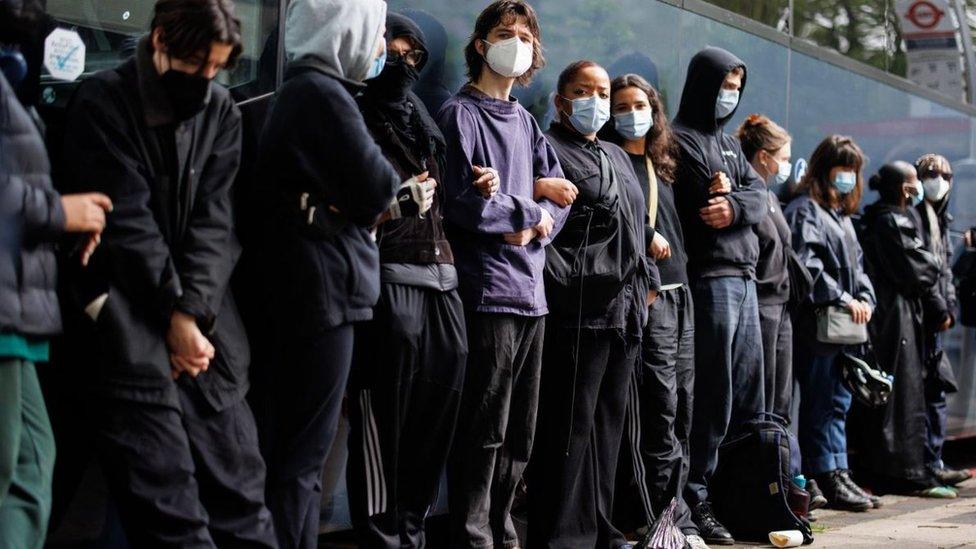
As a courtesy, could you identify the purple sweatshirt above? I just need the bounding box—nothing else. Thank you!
[437,85,568,316]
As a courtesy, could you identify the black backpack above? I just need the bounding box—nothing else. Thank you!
[710,414,814,544]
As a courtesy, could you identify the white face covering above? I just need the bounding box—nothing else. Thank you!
[922,176,950,202]
[483,36,533,78]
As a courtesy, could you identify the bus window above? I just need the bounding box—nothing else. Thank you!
[40,0,279,107]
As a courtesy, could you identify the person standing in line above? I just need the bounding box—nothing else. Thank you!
[857,162,956,499]
[0,2,113,545]
[436,1,571,546]
[736,115,795,419]
[783,135,878,512]
[602,73,707,549]
[528,60,657,549]
[256,1,422,547]
[913,154,972,488]
[671,46,768,546]
[347,12,469,549]
[59,0,278,545]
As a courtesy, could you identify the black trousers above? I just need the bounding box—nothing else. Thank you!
[346,284,468,549]
[759,302,793,419]
[93,387,276,549]
[448,313,544,549]
[528,325,638,549]
[262,323,355,549]
[620,286,695,532]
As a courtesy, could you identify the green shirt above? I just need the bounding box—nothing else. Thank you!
[0,333,50,363]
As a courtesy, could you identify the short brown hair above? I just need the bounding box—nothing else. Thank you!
[464,0,545,87]
[151,0,243,68]
[797,135,865,216]
[915,153,952,179]
[736,114,791,162]
[608,73,679,183]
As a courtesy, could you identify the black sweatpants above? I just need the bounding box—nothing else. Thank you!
[93,387,276,548]
[448,313,544,549]
[528,326,638,549]
[620,286,696,532]
[759,302,793,419]
[263,324,355,549]
[346,283,467,549]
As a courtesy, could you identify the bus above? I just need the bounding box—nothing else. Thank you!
[34,0,976,542]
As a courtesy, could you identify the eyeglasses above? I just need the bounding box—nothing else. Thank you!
[387,49,426,67]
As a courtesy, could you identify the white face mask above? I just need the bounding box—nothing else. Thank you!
[773,157,792,185]
[483,36,533,78]
[922,176,950,202]
[715,89,739,119]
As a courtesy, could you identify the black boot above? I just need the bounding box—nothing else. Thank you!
[813,470,871,512]
[806,478,828,511]
[935,467,973,487]
[840,469,882,509]
[691,501,734,545]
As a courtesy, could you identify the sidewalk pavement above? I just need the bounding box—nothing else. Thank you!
[732,476,976,548]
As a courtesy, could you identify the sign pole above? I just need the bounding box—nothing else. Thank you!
[950,0,976,104]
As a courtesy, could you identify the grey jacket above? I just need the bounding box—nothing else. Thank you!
[0,72,65,338]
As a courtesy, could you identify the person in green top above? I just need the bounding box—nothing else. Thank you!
[0,2,113,546]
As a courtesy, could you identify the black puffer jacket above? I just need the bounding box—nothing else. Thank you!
[0,72,65,337]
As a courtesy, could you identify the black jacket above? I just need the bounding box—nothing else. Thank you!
[0,73,65,338]
[672,47,767,279]
[626,153,688,287]
[258,66,400,329]
[784,195,876,353]
[755,190,792,305]
[545,123,658,336]
[60,41,246,411]
[856,201,942,484]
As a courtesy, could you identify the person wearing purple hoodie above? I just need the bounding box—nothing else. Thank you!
[436,1,570,547]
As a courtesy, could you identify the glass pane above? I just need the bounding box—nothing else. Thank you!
[39,0,278,107]
[701,0,791,31]
[793,0,900,74]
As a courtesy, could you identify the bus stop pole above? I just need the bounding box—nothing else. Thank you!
[950,0,976,105]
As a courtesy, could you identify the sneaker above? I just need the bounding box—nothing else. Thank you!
[840,469,882,509]
[934,467,973,487]
[813,470,871,512]
[691,502,734,545]
[686,534,712,549]
[806,478,829,511]
[912,486,958,499]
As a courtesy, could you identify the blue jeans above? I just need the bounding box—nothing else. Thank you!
[795,347,851,475]
[685,277,765,506]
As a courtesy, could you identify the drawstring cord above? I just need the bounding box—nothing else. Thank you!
[565,209,594,457]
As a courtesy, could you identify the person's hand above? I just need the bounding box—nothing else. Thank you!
[79,233,101,266]
[699,196,734,229]
[166,311,215,379]
[503,228,536,246]
[649,232,671,260]
[938,314,953,332]
[62,193,112,233]
[534,177,578,207]
[646,289,658,306]
[535,208,555,240]
[709,172,731,195]
[389,172,436,220]
[472,165,500,198]
[847,299,872,324]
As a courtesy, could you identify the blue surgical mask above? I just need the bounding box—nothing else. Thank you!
[908,181,924,206]
[716,89,739,119]
[562,94,610,136]
[365,47,387,81]
[774,158,792,185]
[613,109,654,140]
[832,171,857,194]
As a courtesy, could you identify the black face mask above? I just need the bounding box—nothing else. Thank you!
[369,57,419,102]
[159,69,211,121]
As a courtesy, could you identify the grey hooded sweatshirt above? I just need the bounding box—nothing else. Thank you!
[258,0,402,328]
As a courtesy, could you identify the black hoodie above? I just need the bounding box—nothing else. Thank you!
[672,47,767,279]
